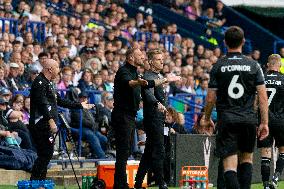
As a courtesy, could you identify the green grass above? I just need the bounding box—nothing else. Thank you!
[0,182,283,188]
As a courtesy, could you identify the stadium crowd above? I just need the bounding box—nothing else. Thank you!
[0,0,281,162]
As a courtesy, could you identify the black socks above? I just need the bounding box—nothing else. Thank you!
[238,163,253,189]
[261,157,271,184]
[224,170,240,189]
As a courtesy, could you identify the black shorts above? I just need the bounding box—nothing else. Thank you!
[216,121,257,159]
[257,121,284,148]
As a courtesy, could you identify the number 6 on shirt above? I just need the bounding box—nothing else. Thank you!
[228,75,244,99]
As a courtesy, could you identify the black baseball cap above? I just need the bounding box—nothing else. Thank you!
[0,88,10,96]
[0,97,8,105]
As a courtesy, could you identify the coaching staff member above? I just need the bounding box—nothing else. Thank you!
[257,54,284,189]
[134,49,168,189]
[112,48,179,189]
[29,59,93,180]
[202,26,269,189]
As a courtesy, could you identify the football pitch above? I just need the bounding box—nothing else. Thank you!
[0,182,283,189]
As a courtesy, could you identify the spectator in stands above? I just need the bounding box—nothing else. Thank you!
[57,66,74,90]
[96,91,113,135]
[185,0,202,20]
[22,96,30,125]
[71,92,107,159]
[0,88,11,104]
[58,47,71,68]
[192,109,215,135]
[204,8,224,29]
[251,49,261,62]
[0,96,22,145]
[200,29,218,46]
[29,4,42,22]
[136,13,144,27]
[0,96,9,127]
[0,40,6,59]
[165,107,187,134]
[7,94,24,123]
[181,75,196,94]
[195,44,205,60]
[78,68,96,93]
[23,32,33,45]
[213,47,222,58]
[71,60,83,87]
[0,65,9,89]
[26,64,40,85]
[195,79,208,96]
[10,52,22,65]
[100,69,112,92]
[6,94,34,150]
[7,63,22,91]
[278,47,284,74]
[215,0,226,27]
[84,58,100,75]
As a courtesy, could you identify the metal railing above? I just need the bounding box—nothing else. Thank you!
[168,93,206,133]
[273,40,284,54]
[134,31,175,52]
[0,17,45,43]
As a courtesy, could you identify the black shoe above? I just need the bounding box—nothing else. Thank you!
[159,183,168,189]
[271,172,280,189]
[134,183,145,189]
[113,184,129,189]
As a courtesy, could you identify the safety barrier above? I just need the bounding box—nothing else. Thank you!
[134,31,175,52]
[168,93,206,133]
[273,40,284,53]
[0,17,45,43]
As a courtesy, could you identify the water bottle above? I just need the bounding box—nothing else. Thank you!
[200,176,206,189]
[44,180,55,189]
[5,137,14,146]
[31,180,41,189]
[195,176,201,189]
[184,174,190,188]
[189,176,194,189]
[82,173,88,189]
[87,173,94,189]
[17,180,30,189]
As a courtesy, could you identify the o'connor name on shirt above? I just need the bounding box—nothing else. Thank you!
[221,65,251,72]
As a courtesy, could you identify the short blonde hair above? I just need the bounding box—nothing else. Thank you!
[268,54,281,65]
[147,48,163,61]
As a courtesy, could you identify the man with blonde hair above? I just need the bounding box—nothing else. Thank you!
[134,49,168,189]
[257,54,284,189]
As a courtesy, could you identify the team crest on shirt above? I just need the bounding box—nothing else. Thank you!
[49,136,54,143]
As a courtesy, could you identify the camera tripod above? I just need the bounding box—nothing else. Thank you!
[53,113,81,189]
